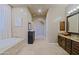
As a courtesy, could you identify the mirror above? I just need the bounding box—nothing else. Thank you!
[67,12,79,34]
[28,23,32,30]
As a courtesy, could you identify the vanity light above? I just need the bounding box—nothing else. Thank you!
[38,9,41,13]
[68,6,79,14]
[73,8,77,11]
[76,6,79,9]
[68,11,70,14]
[68,10,73,14]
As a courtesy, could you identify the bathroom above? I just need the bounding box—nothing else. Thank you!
[0,4,79,56]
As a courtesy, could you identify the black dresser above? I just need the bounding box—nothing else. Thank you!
[28,31,35,44]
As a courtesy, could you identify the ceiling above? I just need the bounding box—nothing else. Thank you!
[10,4,54,17]
[10,4,68,17]
[27,4,53,17]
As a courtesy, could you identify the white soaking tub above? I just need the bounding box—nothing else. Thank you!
[0,38,25,55]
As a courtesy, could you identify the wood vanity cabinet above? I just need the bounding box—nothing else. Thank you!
[58,35,72,54]
[58,35,62,46]
[58,35,66,49]
[58,35,79,55]
[72,41,79,55]
[65,39,72,54]
[62,37,66,49]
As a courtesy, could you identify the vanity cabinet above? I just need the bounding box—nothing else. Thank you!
[65,39,72,54]
[58,36,66,49]
[58,35,79,55]
[28,31,35,44]
[58,35,72,54]
[72,41,79,55]
[58,36,62,47]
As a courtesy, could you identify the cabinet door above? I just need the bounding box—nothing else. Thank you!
[58,36,62,46]
[28,31,35,44]
[72,41,79,55]
[62,38,66,49]
[58,35,66,49]
[65,39,72,54]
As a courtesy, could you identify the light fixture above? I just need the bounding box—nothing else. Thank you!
[73,8,76,11]
[68,6,79,14]
[76,6,79,9]
[38,9,41,13]
[68,10,73,14]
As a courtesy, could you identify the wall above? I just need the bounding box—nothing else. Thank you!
[32,17,46,40]
[0,4,11,39]
[12,7,32,42]
[46,5,67,43]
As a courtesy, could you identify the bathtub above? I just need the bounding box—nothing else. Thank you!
[0,38,25,55]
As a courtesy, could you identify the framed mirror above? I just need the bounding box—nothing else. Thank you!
[67,12,79,34]
[28,22,32,30]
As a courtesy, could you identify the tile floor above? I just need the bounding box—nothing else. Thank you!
[17,39,69,55]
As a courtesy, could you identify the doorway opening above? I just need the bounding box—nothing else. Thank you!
[32,17,46,40]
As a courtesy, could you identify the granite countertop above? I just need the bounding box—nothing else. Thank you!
[58,34,79,42]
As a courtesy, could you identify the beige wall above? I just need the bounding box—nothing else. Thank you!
[12,7,32,42]
[0,4,11,39]
[46,5,67,43]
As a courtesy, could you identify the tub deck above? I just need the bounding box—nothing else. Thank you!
[0,38,25,55]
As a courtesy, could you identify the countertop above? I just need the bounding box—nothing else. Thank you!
[58,34,79,42]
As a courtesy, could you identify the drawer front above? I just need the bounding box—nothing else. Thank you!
[66,48,72,54]
[66,39,72,48]
[72,48,79,55]
[58,36,62,46]
[72,41,79,55]
[58,35,66,49]
[65,39,72,54]
[62,38,66,49]
[72,41,79,48]
[72,45,79,50]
